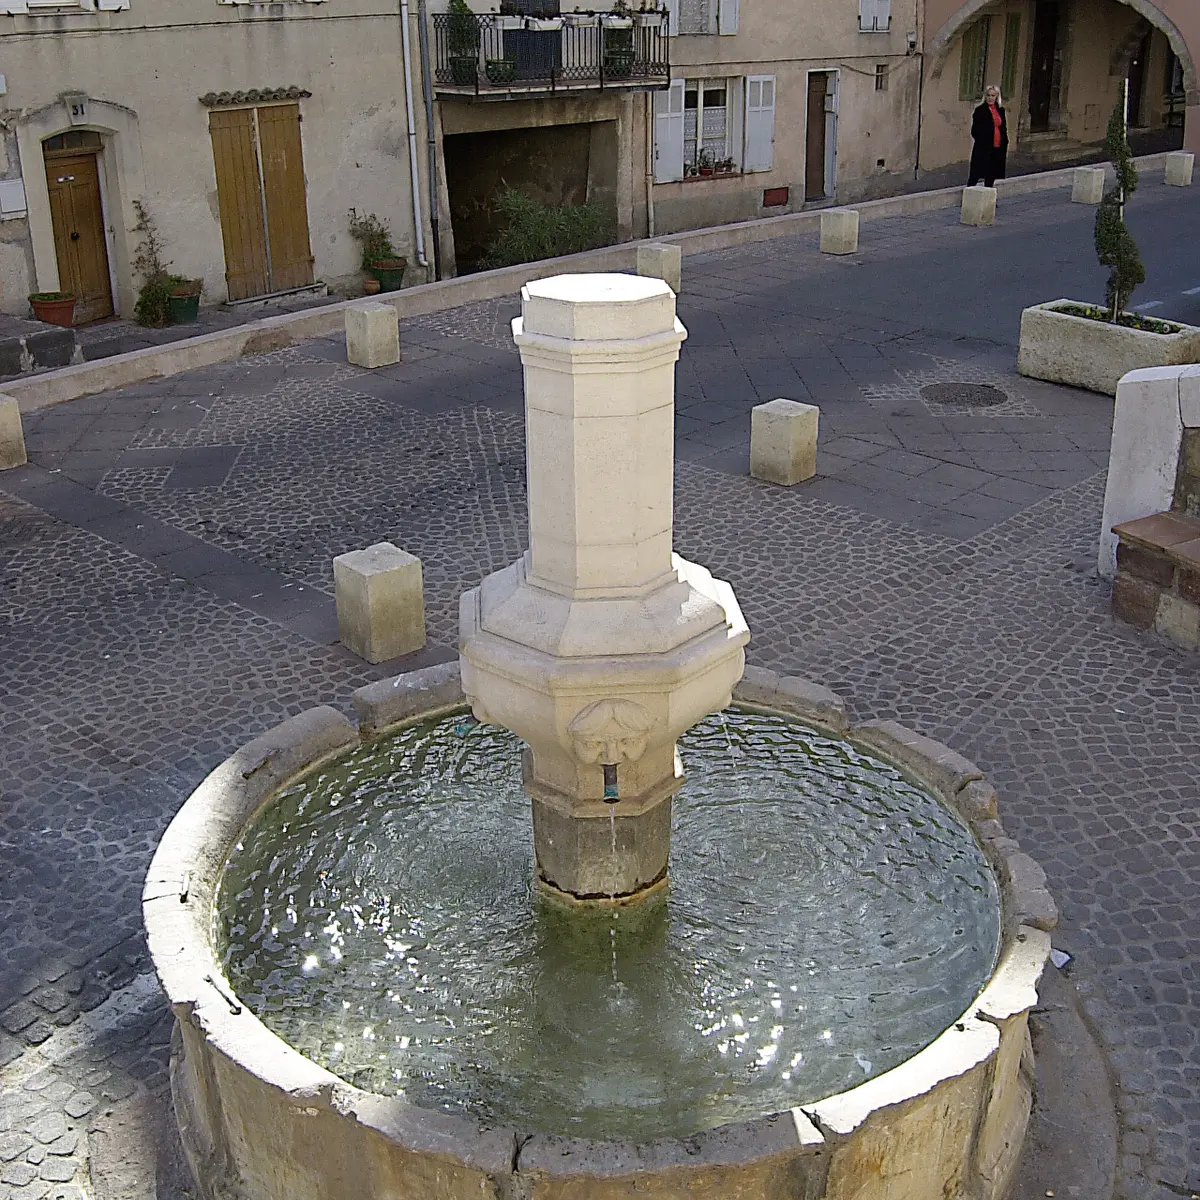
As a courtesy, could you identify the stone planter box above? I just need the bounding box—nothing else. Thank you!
[1018,299,1200,396]
[145,661,1053,1200]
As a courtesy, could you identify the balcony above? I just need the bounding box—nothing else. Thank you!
[433,10,670,99]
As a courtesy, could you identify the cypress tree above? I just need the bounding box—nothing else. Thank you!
[1094,80,1145,322]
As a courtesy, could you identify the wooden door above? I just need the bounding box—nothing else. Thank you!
[209,109,270,301]
[805,73,827,201]
[1027,0,1059,132]
[44,153,113,324]
[256,104,315,293]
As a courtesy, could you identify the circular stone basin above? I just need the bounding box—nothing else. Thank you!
[145,666,1052,1200]
[217,709,1000,1142]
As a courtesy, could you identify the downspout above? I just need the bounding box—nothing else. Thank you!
[644,93,656,238]
[417,0,443,280]
[400,0,430,273]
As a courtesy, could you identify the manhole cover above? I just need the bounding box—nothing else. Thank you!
[921,382,1009,408]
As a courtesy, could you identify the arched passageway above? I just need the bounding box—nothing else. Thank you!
[919,0,1199,174]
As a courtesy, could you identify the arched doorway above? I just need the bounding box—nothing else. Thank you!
[41,129,114,324]
[919,0,1199,173]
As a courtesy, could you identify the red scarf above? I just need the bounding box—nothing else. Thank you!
[989,104,1002,149]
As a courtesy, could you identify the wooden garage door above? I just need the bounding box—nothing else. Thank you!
[209,104,314,301]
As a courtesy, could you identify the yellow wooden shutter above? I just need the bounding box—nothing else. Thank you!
[209,109,270,301]
[257,104,315,293]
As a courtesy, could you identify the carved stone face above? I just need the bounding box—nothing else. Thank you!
[568,699,652,765]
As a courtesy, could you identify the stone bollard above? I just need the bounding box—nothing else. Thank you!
[960,185,997,227]
[333,541,426,663]
[636,242,682,294]
[750,398,819,485]
[1071,166,1106,205]
[0,395,27,470]
[820,208,859,255]
[346,302,401,369]
[1165,151,1194,187]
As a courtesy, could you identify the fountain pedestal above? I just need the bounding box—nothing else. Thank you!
[459,274,748,901]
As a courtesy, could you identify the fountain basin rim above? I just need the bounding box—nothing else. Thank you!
[144,660,1052,1191]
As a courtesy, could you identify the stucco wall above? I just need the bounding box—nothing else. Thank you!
[0,1,431,317]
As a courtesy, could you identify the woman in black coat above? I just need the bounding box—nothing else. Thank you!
[968,85,1009,187]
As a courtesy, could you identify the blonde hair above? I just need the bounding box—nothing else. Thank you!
[984,84,1003,104]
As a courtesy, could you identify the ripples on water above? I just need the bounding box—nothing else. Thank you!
[217,708,1000,1140]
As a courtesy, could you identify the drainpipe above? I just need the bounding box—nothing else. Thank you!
[400,0,430,273]
[417,0,443,280]
[644,94,656,238]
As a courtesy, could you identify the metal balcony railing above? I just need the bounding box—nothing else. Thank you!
[433,10,670,96]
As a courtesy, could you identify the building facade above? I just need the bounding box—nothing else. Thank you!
[0,0,435,319]
[919,0,1198,176]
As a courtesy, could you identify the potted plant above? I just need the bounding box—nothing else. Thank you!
[28,292,76,328]
[486,56,518,82]
[527,14,563,29]
[715,156,736,175]
[698,149,715,177]
[168,276,203,324]
[447,0,480,84]
[633,4,663,26]
[348,210,407,292]
[1017,83,1200,395]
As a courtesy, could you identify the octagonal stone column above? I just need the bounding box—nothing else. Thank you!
[459,274,748,903]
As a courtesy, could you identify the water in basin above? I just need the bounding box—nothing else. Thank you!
[216,707,1000,1141]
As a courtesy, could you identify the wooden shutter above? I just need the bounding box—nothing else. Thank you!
[744,74,775,172]
[875,0,890,30]
[654,80,686,183]
[959,17,990,101]
[717,0,737,35]
[209,109,269,301]
[256,104,315,293]
[1001,13,1021,100]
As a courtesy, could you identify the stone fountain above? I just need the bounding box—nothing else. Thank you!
[460,274,747,903]
[145,274,1053,1200]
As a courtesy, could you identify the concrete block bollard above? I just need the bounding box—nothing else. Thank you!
[1165,151,1194,187]
[636,243,682,294]
[346,302,401,369]
[961,186,997,227]
[750,398,819,486]
[334,541,426,663]
[820,208,859,255]
[1071,166,1105,205]
[0,395,28,470]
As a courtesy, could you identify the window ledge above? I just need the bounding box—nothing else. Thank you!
[681,170,741,182]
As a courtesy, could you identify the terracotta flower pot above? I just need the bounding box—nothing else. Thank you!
[29,293,76,328]
[363,277,382,296]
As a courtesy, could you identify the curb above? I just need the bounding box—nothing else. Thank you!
[6,153,1172,415]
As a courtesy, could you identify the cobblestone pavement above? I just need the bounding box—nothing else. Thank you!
[3,180,1200,1200]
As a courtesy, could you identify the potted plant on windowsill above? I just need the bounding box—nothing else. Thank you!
[447,0,480,85]
[714,156,736,176]
[348,210,407,293]
[168,276,203,324]
[28,292,76,328]
[697,150,715,177]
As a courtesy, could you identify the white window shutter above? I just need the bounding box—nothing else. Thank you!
[96,0,130,9]
[717,0,737,35]
[663,0,679,37]
[743,74,775,172]
[858,0,877,31]
[0,0,30,11]
[653,79,685,183]
[875,0,890,30]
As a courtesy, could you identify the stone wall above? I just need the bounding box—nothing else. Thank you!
[1111,512,1200,650]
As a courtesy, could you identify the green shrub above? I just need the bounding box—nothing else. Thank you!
[1094,85,1145,322]
[481,190,614,270]
[447,0,480,56]
[348,210,398,269]
[131,200,177,327]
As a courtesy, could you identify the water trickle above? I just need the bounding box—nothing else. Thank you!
[218,708,1000,1141]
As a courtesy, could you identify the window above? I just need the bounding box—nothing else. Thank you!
[676,0,713,35]
[958,16,990,102]
[1001,13,1020,100]
[874,63,888,92]
[42,131,103,153]
[684,82,730,173]
[858,0,890,33]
